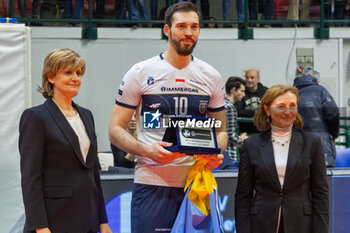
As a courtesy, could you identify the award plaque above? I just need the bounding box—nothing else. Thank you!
[162,116,221,155]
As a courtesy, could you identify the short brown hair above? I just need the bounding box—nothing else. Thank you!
[225,76,245,94]
[38,48,86,98]
[254,84,303,131]
[164,2,200,28]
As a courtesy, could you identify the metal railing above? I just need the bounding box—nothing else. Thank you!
[237,116,350,147]
[3,0,349,39]
[338,117,350,147]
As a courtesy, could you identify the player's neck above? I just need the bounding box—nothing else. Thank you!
[163,49,191,69]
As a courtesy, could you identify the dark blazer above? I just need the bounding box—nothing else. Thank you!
[19,98,107,233]
[234,129,329,233]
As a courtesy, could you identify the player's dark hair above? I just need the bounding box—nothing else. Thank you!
[165,2,200,28]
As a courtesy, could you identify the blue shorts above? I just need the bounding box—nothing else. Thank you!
[131,183,185,233]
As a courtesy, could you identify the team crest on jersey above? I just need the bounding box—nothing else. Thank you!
[147,77,154,85]
[143,110,161,129]
[199,101,208,114]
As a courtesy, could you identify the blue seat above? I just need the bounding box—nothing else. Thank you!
[336,148,350,167]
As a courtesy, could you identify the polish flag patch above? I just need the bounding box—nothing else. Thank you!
[176,79,185,82]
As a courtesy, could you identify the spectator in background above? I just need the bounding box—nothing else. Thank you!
[249,0,275,25]
[248,0,258,23]
[262,0,275,22]
[293,69,339,167]
[111,111,137,168]
[324,0,332,26]
[96,0,105,19]
[150,0,170,28]
[64,0,84,20]
[96,0,125,21]
[194,0,210,21]
[150,0,169,21]
[235,69,268,117]
[235,69,268,134]
[334,0,348,25]
[208,16,218,28]
[3,0,9,17]
[150,0,159,20]
[287,0,310,21]
[116,0,126,21]
[222,0,244,28]
[128,0,148,26]
[225,77,248,161]
[18,0,41,19]
[325,0,348,27]
[177,0,210,21]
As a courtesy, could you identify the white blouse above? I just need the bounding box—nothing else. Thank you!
[67,113,91,163]
[271,124,292,187]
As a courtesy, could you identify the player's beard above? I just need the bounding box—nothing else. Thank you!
[169,31,197,56]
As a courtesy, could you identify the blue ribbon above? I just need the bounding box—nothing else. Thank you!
[0,18,18,23]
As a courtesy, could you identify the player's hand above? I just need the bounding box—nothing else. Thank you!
[194,154,223,170]
[36,228,51,233]
[144,141,186,164]
[100,223,113,233]
[240,132,248,141]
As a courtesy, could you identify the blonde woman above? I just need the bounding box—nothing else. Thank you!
[19,48,112,233]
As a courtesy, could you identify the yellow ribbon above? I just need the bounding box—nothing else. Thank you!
[185,155,218,216]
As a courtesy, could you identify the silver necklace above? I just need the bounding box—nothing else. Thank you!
[271,136,291,147]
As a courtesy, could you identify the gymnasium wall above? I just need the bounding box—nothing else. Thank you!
[30,26,350,151]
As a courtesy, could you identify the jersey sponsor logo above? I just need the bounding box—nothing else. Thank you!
[160,86,199,93]
[149,103,161,109]
[118,89,123,96]
[143,110,161,129]
[121,81,125,86]
[189,79,207,86]
[147,77,155,85]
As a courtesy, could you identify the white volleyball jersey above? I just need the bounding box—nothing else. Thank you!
[115,54,225,187]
